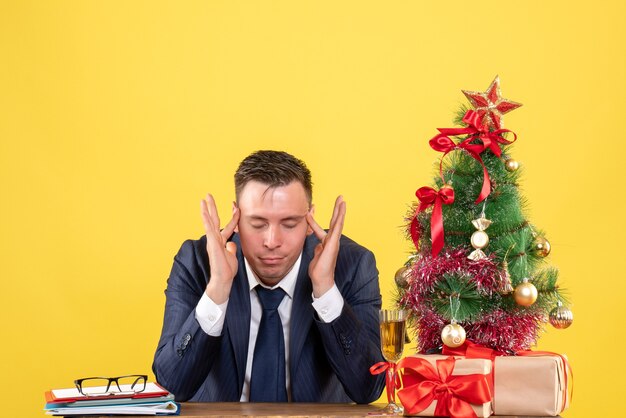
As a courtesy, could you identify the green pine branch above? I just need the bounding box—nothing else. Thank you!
[432,274,484,322]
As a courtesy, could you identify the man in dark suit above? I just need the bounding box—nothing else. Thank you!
[153,150,385,403]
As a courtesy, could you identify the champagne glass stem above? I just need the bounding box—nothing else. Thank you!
[387,367,395,404]
[381,365,403,414]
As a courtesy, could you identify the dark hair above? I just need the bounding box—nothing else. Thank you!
[234,150,313,204]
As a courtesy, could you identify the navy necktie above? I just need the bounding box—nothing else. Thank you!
[249,286,288,402]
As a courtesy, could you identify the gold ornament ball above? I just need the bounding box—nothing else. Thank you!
[505,158,519,172]
[514,278,538,306]
[441,323,466,348]
[394,266,411,288]
[533,236,551,258]
[549,305,574,329]
[470,230,490,249]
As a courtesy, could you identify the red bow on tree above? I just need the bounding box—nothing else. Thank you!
[429,109,518,203]
[441,109,518,157]
[429,135,490,204]
[410,185,455,257]
[396,356,492,418]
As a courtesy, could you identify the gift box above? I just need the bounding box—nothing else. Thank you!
[492,354,570,416]
[440,341,572,417]
[397,354,492,418]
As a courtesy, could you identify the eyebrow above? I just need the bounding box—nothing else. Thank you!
[246,214,307,222]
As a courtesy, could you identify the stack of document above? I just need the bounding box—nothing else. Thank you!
[44,382,179,416]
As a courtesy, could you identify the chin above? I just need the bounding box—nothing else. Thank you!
[253,265,290,285]
[259,268,287,280]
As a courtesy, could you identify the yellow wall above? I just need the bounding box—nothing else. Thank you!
[1,1,623,416]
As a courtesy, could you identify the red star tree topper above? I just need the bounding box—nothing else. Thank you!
[462,76,522,129]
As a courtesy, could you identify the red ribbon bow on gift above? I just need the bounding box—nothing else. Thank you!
[442,339,504,359]
[410,185,455,257]
[443,340,573,414]
[369,361,402,404]
[442,340,502,393]
[429,109,518,203]
[396,356,492,418]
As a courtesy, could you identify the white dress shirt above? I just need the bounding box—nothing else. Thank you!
[194,252,344,401]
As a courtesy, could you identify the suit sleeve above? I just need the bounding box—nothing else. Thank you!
[152,238,221,401]
[315,247,386,404]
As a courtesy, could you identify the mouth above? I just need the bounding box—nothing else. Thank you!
[259,256,285,266]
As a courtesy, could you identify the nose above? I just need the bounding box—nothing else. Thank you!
[264,225,282,249]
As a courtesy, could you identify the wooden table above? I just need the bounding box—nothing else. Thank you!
[177,402,381,417]
[73,402,561,417]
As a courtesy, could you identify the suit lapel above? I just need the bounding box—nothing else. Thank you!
[289,235,318,380]
[225,235,251,397]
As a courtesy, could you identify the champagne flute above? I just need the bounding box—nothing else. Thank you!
[379,309,407,415]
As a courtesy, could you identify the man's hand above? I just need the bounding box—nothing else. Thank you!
[201,193,240,304]
[306,195,346,298]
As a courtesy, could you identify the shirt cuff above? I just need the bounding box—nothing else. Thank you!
[195,292,228,336]
[312,284,344,323]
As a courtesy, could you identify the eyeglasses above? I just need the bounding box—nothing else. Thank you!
[74,375,147,396]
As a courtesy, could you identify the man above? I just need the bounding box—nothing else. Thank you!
[153,150,385,403]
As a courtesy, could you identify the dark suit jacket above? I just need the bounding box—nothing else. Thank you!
[152,233,385,403]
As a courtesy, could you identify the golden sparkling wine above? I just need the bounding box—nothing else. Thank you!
[380,320,406,362]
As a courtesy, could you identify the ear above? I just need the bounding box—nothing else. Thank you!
[306,204,315,235]
[233,201,239,233]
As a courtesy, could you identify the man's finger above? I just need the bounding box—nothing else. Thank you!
[205,193,221,230]
[200,198,214,234]
[225,241,238,256]
[306,212,327,242]
[313,243,324,258]
[327,198,346,243]
[221,207,240,242]
[329,195,343,228]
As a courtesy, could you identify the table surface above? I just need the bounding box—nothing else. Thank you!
[63,402,562,417]
[179,402,384,417]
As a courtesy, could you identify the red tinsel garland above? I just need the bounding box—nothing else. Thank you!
[405,247,502,296]
[400,247,545,354]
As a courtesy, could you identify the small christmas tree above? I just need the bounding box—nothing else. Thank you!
[397,77,573,354]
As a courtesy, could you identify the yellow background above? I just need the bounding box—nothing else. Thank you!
[1,1,624,416]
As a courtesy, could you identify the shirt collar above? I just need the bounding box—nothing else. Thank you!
[244,253,302,300]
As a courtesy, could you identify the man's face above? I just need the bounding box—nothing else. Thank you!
[236,180,311,286]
